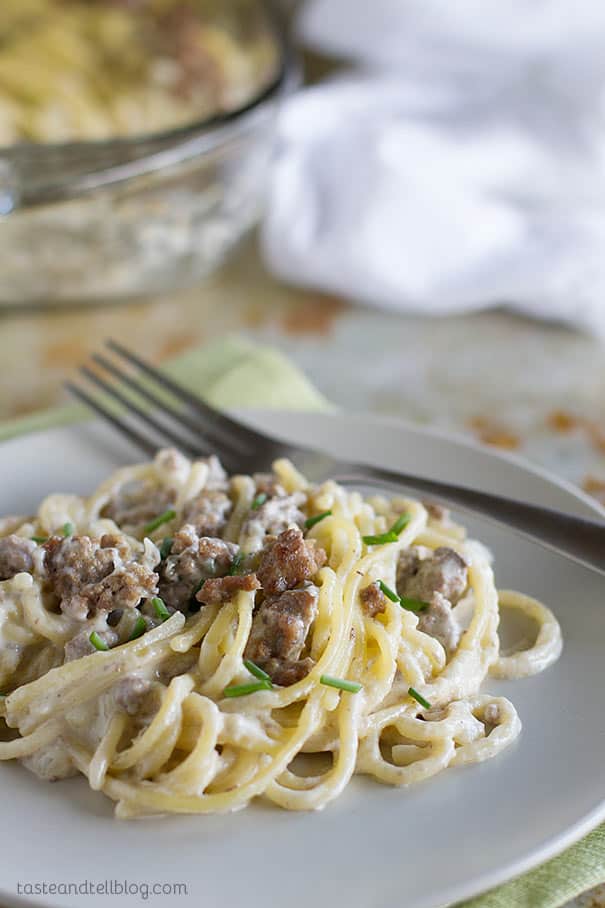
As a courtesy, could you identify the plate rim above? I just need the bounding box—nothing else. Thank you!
[0,409,602,908]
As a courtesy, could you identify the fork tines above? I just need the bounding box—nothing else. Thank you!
[66,340,264,470]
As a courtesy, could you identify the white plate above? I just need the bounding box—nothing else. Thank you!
[0,411,604,908]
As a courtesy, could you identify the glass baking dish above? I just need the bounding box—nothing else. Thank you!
[0,0,297,306]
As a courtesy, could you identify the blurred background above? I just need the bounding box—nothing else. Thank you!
[0,0,605,521]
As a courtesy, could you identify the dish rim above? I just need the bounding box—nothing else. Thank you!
[0,409,602,908]
[1,2,298,209]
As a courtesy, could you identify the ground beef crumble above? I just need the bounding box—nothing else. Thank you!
[159,525,238,610]
[181,490,232,538]
[257,527,327,596]
[244,585,319,685]
[360,581,387,617]
[196,572,260,606]
[397,546,468,655]
[0,535,36,580]
[397,546,468,605]
[44,533,158,620]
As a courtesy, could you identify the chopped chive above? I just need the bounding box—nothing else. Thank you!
[143,509,176,535]
[243,659,272,683]
[128,615,147,641]
[400,596,429,613]
[224,680,272,698]
[305,510,332,530]
[89,631,109,651]
[408,687,432,709]
[362,531,397,546]
[31,535,47,544]
[390,513,411,536]
[151,596,170,621]
[61,522,74,537]
[362,512,411,546]
[251,493,267,511]
[159,537,173,560]
[377,580,400,603]
[320,675,362,694]
[229,552,244,576]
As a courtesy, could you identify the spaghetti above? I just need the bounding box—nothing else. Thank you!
[0,449,562,817]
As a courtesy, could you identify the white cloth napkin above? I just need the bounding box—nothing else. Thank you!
[262,0,605,335]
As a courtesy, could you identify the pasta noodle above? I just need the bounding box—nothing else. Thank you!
[0,449,562,817]
[0,0,278,145]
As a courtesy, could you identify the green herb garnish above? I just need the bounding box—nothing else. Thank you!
[377,580,400,602]
[89,631,109,651]
[399,596,429,613]
[243,659,272,683]
[30,536,47,544]
[251,493,267,511]
[159,537,173,560]
[390,513,411,536]
[143,509,176,536]
[151,596,170,621]
[229,552,244,576]
[224,680,272,698]
[320,675,362,694]
[61,522,74,537]
[305,510,332,530]
[128,615,147,641]
[362,512,411,546]
[362,532,395,546]
[408,687,431,709]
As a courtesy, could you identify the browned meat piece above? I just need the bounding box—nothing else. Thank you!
[257,527,327,596]
[260,657,315,687]
[252,472,287,498]
[0,535,36,580]
[196,573,260,606]
[44,534,158,621]
[181,490,232,537]
[396,546,468,606]
[102,479,176,532]
[417,592,462,655]
[159,525,238,610]
[244,585,319,685]
[360,581,387,617]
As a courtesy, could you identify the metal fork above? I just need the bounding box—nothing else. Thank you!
[66,340,605,576]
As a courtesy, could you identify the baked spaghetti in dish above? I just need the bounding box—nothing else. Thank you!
[0,449,562,816]
[0,0,278,145]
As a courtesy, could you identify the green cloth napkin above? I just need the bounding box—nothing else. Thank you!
[0,336,328,442]
[1,334,602,908]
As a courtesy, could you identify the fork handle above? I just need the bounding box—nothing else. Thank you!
[332,464,605,576]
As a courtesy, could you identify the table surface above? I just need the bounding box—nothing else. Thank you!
[2,237,605,500]
[0,237,604,908]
